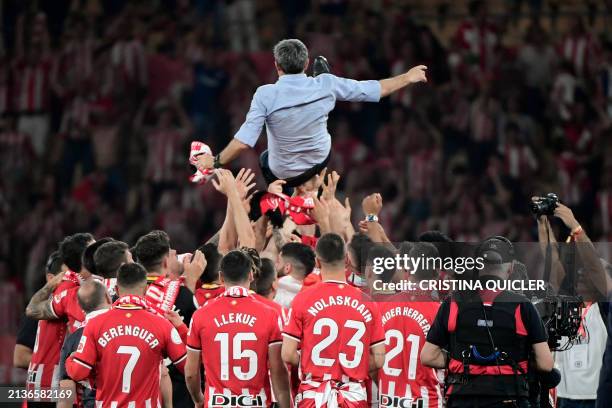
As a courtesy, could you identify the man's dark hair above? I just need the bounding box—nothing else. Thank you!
[348,233,373,273]
[220,250,253,284]
[418,230,453,243]
[367,244,397,284]
[46,251,63,275]
[82,237,114,275]
[418,230,454,260]
[315,233,346,265]
[197,243,222,284]
[251,258,276,297]
[409,242,440,281]
[59,233,94,272]
[132,230,170,271]
[77,280,107,314]
[280,243,315,277]
[94,241,129,278]
[273,39,308,74]
[117,263,147,290]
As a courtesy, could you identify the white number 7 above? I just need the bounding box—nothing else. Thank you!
[117,346,140,393]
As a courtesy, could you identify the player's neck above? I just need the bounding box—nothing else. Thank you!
[320,267,346,283]
[288,271,304,281]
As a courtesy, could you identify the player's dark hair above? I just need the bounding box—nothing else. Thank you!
[132,230,170,271]
[409,242,440,281]
[418,230,453,243]
[94,241,129,278]
[315,233,346,265]
[82,237,114,275]
[367,244,397,283]
[46,251,63,275]
[59,233,94,272]
[117,262,147,289]
[197,243,222,284]
[220,250,253,284]
[348,233,373,273]
[251,258,276,297]
[77,280,107,314]
[280,243,315,277]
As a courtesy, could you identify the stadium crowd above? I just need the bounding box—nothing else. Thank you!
[1,0,612,406]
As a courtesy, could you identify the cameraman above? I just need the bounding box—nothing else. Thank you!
[534,199,610,408]
[421,237,554,408]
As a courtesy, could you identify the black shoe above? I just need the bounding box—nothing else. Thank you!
[312,56,331,77]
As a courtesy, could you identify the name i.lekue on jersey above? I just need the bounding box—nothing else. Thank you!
[96,324,161,348]
[307,295,373,322]
[214,312,257,328]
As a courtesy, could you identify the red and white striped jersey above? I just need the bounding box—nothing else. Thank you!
[27,277,79,392]
[597,190,612,233]
[283,280,385,383]
[50,285,85,333]
[407,148,440,199]
[499,143,537,179]
[111,40,148,87]
[561,34,598,77]
[187,286,283,407]
[12,58,54,112]
[66,295,186,408]
[378,298,443,408]
[145,128,187,183]
[26,320,65,391]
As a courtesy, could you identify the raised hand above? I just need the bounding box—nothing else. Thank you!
[267,179,287,195]
[235,168,256,200]
[406,65,427,84]
[212,169,237,196]
[321,171,340,202]
[362,193,383,216]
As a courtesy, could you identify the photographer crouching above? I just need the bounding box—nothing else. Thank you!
[421,237,557,408]
[533,195,610,408]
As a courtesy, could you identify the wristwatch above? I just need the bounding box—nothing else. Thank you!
[365,214,379,222]
[213,154,222,169]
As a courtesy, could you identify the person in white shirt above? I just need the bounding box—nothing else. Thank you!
[274,243,315,308]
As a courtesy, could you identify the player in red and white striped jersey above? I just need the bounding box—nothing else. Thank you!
[25,252,67,403]
[282,234,386,408]
[66,263,186,408]
[186,250,290,408]
[376,242,443,408]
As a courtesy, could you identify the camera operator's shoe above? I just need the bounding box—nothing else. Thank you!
[312,56,331,77]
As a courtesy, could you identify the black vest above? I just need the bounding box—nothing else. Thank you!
[446,290,530,398]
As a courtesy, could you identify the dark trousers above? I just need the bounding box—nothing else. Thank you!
[259,150,331,188]
[448,396,531,408]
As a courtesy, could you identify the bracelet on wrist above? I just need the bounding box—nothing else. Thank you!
[365,214,379,222]
[213,154,222,169]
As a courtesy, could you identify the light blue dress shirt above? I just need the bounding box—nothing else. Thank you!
[234,73,381,179]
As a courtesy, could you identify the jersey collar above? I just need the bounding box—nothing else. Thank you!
[222,286,251,298]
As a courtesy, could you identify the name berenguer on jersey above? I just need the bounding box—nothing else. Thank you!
[307,295,373,322]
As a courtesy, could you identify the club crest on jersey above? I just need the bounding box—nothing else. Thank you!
[210,394,264,407]
[380,395,425,408]
[77,335,87,353]
[54,289,68,304]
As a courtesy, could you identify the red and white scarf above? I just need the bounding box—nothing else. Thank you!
[188,141,214,184]
[145,276,182,314]
[113,295,162,316]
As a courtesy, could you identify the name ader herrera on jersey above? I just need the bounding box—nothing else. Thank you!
[308,296,373,322]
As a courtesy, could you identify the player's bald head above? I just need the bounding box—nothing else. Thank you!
[77,280,110,314]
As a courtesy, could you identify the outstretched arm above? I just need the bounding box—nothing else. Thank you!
[379,65,427,98]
